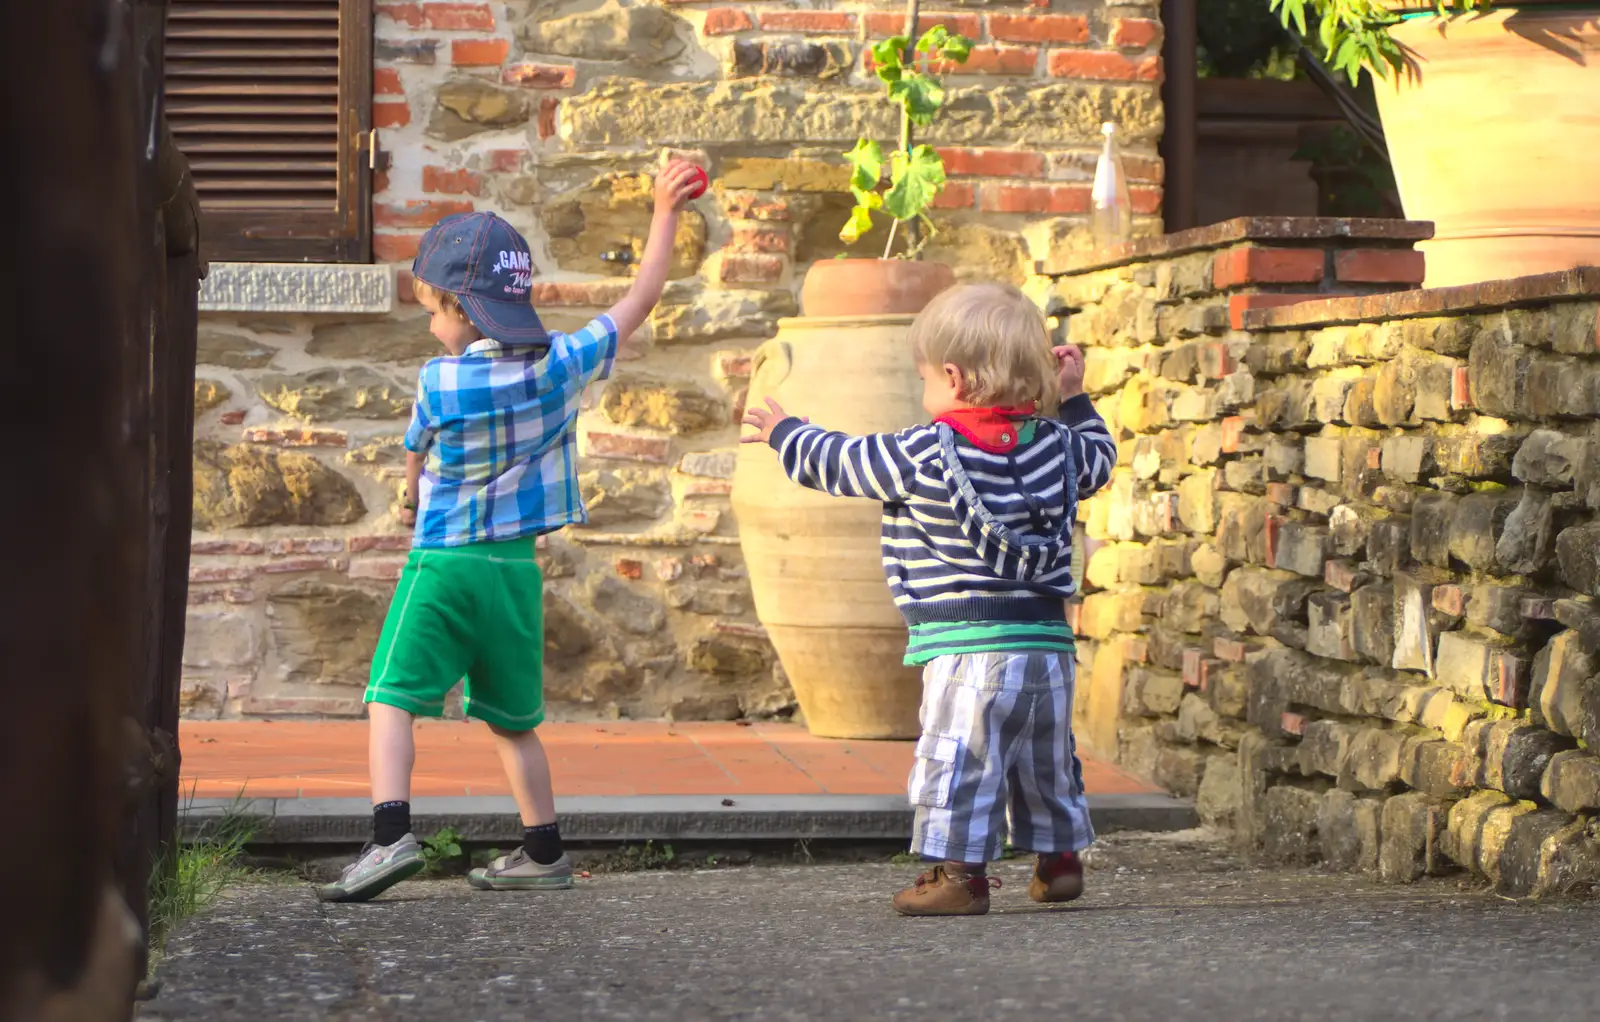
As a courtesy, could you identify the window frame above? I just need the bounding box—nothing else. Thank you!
[167,0,375,265]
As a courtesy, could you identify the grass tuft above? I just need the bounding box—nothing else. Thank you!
[147,792,257,957]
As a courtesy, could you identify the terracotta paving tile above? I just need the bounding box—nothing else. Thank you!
[191,780,300,799]
[686,738,822,795]
[1079,761,1157,796]
[178,721,1161,800]
[756,741,904,795]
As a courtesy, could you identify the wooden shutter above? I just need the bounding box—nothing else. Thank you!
[164,0,372,263]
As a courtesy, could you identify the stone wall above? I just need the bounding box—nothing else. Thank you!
[183,0,1166,721]
[1048,224,1600,895]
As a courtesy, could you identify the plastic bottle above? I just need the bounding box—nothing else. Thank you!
[1091,121,1133,252]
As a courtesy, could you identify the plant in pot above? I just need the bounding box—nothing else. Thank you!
[798,16,972,318]
[1270,0,1600,287]
[729,9,974,740]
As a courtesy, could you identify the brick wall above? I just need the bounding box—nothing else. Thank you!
[1048,225,1600,895]
[183,0,1166,723]
[368,0,1166,271]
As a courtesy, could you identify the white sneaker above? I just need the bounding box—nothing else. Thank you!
[316,834,425,903]
[467,848,574,891]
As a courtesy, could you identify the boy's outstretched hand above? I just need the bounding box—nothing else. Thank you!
[655,160,704,213]
[607,161,705,345]
[741,397,806,445]
[1053,344,1086,401]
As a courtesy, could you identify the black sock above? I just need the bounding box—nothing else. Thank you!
[945,859,986,877]
[523,822,563,865]
[373,800,411,847]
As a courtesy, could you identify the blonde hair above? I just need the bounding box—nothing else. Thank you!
[909,282,1059,413]
[411,277,468,319]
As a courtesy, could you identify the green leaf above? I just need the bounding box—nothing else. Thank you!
[843,138,884,194]
[1366,2,1401,27]
[1333,34,1362,72]
[1275,0,1308,37]
[1341,38,1371,85]
[872,37,908,73]
[871,36,908,84]
[882,145,945,223]
[888,73,945,126]
[852,188,884,210]
[938,32,973,64]
[840,204,875,244]
[1373,29,1406,76]
[1265,0,1422,87]
[1318,10,1339,53]
[916,25,950,57]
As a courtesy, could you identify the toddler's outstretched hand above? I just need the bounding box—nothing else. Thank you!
[741,397,805,445]
[1053,344,1086,401]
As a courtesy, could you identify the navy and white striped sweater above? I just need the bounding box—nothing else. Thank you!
[767,394,1116,657]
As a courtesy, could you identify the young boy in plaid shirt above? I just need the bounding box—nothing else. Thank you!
[319,162,705,903]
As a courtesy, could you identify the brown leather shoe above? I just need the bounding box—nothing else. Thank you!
[1028,851,1085,904]
[892,865,1000,916]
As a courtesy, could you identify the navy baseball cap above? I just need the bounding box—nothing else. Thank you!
[412,211,548,347]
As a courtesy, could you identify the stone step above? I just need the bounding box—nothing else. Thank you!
[182,793,1198,846]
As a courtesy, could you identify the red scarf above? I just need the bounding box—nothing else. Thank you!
[934,403,1037,454]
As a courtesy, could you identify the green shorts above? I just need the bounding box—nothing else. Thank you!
[365,536,545,731]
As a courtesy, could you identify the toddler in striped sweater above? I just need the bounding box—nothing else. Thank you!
[741,281,1117,916]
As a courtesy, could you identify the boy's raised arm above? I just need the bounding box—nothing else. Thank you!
[604,161,702,346]
[546,162,701,395]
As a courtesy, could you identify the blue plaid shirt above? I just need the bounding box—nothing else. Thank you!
[404,315,618,548]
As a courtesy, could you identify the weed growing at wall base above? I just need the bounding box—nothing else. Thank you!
[421,827,465,874]
[148,792,257,957]
[590,841,678,873]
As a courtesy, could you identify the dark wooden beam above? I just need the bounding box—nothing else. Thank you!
[1,0,149,1013]
[1,0,199,1014]
[1160,0,1199,232]
[125,0,201,987]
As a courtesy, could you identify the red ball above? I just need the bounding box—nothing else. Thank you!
[685,164,709,200]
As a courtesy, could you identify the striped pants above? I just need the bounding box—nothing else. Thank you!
[908,651,1094,864]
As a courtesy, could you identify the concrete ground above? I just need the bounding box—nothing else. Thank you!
[139,831,1600,1022]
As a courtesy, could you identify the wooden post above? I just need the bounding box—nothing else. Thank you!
[1,0,151,1015]
[119,0,200,981]
[149,121,203,952]
[0,0,198,1014]
[117,1,164,971]
[1160,0,1198,232]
